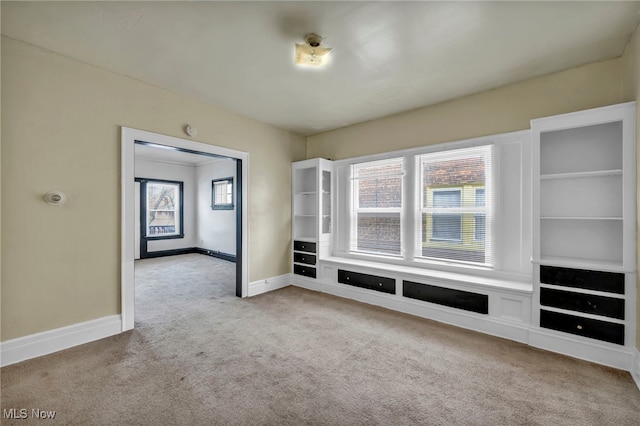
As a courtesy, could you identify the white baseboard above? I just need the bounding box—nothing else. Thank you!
[633,348,640,392]
[0,315,122,367]
[1,273,290,367]
[248,273,291,297]
[528,328,634,371]
[292,277,530,344]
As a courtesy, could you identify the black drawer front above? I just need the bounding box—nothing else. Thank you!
[293,264,316,279]
[540,310,624,345]
[540,288,624,320]
[540,265,624,294]
[293,240,316,253]
[403,281,488,314]
[337,270,395,294]
[293,252,316,265]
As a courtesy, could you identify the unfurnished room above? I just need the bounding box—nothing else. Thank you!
[1,1,640,424]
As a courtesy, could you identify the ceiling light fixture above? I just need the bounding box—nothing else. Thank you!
[295,33,332,67]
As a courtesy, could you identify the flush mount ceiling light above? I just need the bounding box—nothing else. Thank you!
[295,33,333,67]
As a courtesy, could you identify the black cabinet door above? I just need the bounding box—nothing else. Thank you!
[403,281,488,314]
[293,264,316,279]
[337,270,395,294]
[293,252,317,265]
[540,288,624,320]
[540,310,624,345]
[540,266,624,294]
[293,241,317,253]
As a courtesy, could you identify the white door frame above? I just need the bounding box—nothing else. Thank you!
[121,127,249,332]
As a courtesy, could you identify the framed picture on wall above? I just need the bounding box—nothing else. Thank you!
[212,177,234,210]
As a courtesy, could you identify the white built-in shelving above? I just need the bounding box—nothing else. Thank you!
[533,107,635,272]
[530,102,636,359]
[292,158,333,275]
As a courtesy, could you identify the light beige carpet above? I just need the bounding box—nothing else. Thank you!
[1,254,639,425]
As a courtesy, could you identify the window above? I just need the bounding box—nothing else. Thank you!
[212,177,234,210]
[419,145,492,265]
[351,158,403,256]
[334,131,533,277]
[143,179,184,239]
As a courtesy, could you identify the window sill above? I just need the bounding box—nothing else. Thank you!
[145,234,185,240]
[321,256,532,294]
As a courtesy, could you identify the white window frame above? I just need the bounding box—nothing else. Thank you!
[350,157,404,257]
[333,129,530,281]
[417,145,493,267]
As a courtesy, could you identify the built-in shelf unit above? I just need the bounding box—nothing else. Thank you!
[531,102,636,361]
[289,103,637,373]
[292,158,333,279]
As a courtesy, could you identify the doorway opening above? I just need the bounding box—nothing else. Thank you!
[121,127,248,332]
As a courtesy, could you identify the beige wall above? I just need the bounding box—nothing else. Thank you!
[621,23,640,349]
[1,37,307,340]
[307,59,624,160]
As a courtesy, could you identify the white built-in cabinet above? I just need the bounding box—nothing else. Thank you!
[292,158,333,279]
[290,102,637,371]
[531,102,637,360]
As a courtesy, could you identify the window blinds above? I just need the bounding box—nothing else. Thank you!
[351,158,404,256]
[418,145,493,266]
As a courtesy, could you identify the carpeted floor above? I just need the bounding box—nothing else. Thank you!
[1,253,639,425]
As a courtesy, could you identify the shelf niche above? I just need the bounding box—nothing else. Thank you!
[539,121,622,176]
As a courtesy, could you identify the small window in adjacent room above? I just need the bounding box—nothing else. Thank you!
[212,177,234,210]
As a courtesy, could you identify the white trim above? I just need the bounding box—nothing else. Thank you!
[529,101,636,131]
[0,315,122,367]
[121,127,249,332]
[248,274,291,297]
[528,328,635,371]
[633,348,640,392]
[291,276,530,344]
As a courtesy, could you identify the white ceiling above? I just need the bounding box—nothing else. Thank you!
[3,1,640,136]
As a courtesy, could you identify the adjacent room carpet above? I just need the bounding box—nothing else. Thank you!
[2,253,639,425]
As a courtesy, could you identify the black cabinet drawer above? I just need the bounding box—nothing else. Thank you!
[540,310,624,345]
[294,264,316,279]
[403,281,488,314]
[540,266,624,294]
[293,240,316,253]
[337,270,395,294]
[293,252,316,265]
[540,288,624,320]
